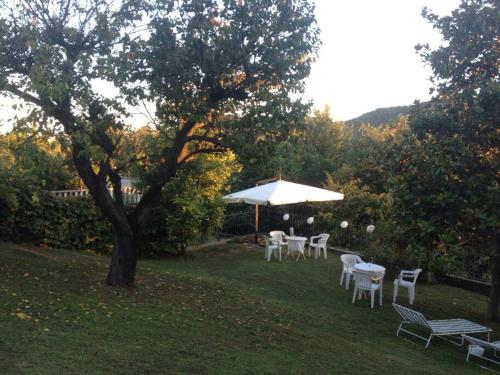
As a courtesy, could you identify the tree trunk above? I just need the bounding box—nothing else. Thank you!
[487,232,500,321]
[106,226,137,287]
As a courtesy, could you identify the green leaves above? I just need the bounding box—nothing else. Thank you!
[390,0,499,278]
[140,0,319,132]
[420,0,499,96]
[0,189,110,251]
[140,151,241,254]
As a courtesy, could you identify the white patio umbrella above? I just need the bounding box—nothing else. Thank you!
[223,180,344,242]
[223,180,344,205]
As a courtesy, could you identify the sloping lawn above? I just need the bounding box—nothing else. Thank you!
[0,241,496,374]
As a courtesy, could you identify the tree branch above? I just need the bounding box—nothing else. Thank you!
[99,159,125,208]
[2,83,77,130]
[2,84,47,109]
[178,147,226,166]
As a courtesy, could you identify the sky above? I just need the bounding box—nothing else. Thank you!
[304,0,461,121]
[0,0,462,130]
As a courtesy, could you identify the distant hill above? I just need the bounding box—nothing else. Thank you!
[345,105,411,127]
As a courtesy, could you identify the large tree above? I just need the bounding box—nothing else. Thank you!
[396,0,498,317]
[0,0,319,286]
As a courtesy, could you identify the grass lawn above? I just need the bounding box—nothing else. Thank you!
[0,241,496,374]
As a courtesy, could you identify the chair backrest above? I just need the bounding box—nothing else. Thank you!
[318,233,330,245]
[400,268,423,285]
[392,303,430,329]
[353,270,375,290]
[269,231,284,242]
[340,254,363,272]
[462,335,499,351]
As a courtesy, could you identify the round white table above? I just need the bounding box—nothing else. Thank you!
[286,236,307,241]
[354,263,385,279]
[286,236,307,259]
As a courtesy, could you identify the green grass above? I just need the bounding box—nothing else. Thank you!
[0,241,496,374]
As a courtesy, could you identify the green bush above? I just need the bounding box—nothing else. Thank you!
[0,190,112,253]
[0,153,237,256]
[138,153,237,255]
[0,188,226,256]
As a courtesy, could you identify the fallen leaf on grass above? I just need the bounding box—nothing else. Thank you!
[16,312,31,320]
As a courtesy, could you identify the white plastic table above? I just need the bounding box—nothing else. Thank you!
[354,263,386,279]
[286,236,307,260]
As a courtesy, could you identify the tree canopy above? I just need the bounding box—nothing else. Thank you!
[400,0,499,318]
[0,0,320,286]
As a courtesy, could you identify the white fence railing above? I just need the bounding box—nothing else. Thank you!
[51,189,90,198]
[49,187,142,206]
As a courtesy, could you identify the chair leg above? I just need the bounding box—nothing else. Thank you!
[340,271,345,286]
[396,322,402,337]
[425,334,433,349]
[409,287,414,305]
[371,290,375,309]
[352,286,358,303]
[278,248,282,262]
[379,285,383,306]
[346,274,351,290]
[393,284,398,303]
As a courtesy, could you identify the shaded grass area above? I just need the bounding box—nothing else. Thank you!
[0,241,496,374]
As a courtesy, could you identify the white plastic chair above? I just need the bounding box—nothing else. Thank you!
[352,270,383,309]
[392,268,422,305]
[308,233,330,259]
[340,254,364,289]
[269,231,288,248]
[263,236,281,261]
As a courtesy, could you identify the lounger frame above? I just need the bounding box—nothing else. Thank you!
[393,304,491,348]
[462,334,500,369]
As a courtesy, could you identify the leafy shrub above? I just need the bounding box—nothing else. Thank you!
[0,190,112,253]
[138,153,239,255]
[0,152,239,256]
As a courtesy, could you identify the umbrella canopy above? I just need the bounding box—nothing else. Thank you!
[223,180,344,205]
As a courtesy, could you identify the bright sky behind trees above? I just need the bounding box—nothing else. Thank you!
[304,0,461,120]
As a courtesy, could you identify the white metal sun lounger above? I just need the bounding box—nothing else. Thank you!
[462,335,500,368]
[393,304,491,348]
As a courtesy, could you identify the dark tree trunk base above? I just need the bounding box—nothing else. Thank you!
[106,230,137,287]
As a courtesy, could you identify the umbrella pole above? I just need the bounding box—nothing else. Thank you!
[254,204,259,243]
